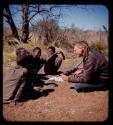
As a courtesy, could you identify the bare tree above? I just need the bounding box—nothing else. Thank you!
[3,4,72,44]
[3,4,20,40]
[36,18,59,45]
[21,4,60,43]
[21,4,29,43]
[3,4,61,43]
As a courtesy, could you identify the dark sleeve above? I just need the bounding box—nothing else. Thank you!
[42,58,46,64]
[68,56,96,83]
[39,58,46,69]
[64,67,78,76]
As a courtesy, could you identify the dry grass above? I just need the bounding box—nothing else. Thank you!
[3,28,109,73]
[3,32,109,122]
[3,33,72,73]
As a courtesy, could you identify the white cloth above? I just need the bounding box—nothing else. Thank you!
[45,76,64,83]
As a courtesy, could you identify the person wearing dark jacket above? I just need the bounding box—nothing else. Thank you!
[27,47,45,87]
[3,48,32,104]
[30,47,45,72]
[44,46,65,75]
[61,41,108,92]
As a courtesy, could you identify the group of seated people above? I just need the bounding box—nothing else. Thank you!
[3,41,109,105]
[3,46,65,104]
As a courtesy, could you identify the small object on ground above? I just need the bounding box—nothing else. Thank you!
[44,76,64,83]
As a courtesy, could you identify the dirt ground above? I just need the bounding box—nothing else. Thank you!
[3,59,109,122]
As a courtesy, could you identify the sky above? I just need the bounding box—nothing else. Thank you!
[4,5,109,31]
[58,5,109,31]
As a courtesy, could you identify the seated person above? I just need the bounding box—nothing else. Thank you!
[28,47,45,86]
[61,41,108,92]
[44,46,65,75]
[3,48,33,104]
[30,47,45,72]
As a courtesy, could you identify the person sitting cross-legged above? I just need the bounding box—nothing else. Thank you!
[61,41,108,92]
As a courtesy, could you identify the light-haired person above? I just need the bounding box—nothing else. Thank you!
[61,41,108,92]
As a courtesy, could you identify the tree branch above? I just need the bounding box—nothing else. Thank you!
[29,9,50,21]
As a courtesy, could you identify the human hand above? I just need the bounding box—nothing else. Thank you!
[60,74,69,81]
[74,69,83,76]
[56,51,61,54]
[56,51,65,60]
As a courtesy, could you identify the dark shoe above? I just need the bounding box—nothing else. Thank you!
[70,87,75,89]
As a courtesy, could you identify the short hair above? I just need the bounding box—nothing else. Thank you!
[74,40,89,49]
[33,47,41,53]
[16,47,26,56]
[48,46,56,53]
[16,47,31,67]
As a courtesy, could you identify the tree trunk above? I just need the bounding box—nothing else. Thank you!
[4,5,20,40]
[21,4,29,43]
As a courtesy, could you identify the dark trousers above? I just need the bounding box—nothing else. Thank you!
[74,82,108,92]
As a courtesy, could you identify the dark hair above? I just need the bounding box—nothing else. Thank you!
[48,46,56,53]
[33,47,41,53]
[16,47,26,56]
[16,48,31,67]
